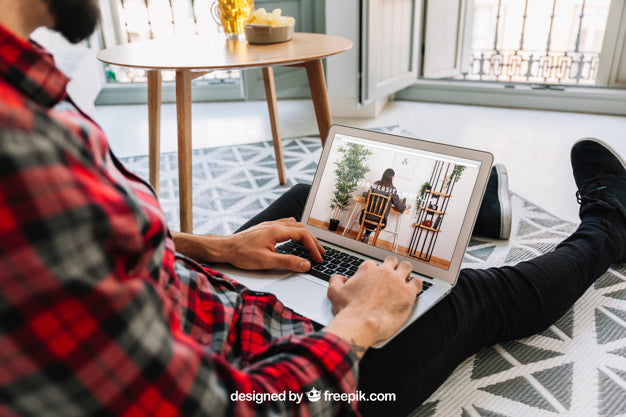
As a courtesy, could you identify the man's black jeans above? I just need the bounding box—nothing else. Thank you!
[235,184,625,416]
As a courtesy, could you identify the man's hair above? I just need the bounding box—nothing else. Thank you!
[45,0,100,44]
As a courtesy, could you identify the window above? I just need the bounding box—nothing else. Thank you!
[421,0,626,88]
[98,0,239,84]
[459,0,611,85]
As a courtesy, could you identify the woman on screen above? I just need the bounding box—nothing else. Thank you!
[359,168,407,244]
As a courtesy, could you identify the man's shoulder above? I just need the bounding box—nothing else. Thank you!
[0,78,39,132]
[0,84,66,167]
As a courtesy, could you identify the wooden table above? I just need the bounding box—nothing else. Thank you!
[97,33,352,233]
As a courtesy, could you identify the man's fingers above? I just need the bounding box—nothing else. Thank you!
[396,260,413,277]
[299,234,325,262]
[267,253,311,272]
[393,260,420,296]
[408,277,423,297]
[275,217,298,224]
[383,255,399,270]
[329,274,349,285]
[273,226,325,262]
[327,274,344,296]
[283,222,326,257]
[327,274,348,313]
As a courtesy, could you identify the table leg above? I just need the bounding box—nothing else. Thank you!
[394,215,402,253]
[304,59,332,147]
[262,67,287,185]
[343,202,361,237]
[175,70,193,233]
[147,70,162,195]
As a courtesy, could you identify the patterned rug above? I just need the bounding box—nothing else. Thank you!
[120,127,626,417]
[120,134,324,235]
[412,199,626,417]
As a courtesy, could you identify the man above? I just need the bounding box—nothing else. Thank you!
[0,1,624,417]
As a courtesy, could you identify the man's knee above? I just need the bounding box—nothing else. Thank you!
[288,183,311,199]
[282,184,311,210]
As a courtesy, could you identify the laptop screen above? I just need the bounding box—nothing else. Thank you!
[306,133,482,271]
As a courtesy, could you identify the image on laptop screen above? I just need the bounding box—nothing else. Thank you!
[307,134,482,271]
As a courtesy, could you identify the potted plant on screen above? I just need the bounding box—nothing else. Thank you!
[329,143,372,231]
[451,164,465,181]
[443,164,465,193]
[415,181,431,217]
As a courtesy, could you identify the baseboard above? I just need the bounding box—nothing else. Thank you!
[397,81,626,116]
[329,96,389,118]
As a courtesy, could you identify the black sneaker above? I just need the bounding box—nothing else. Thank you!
[571,138,626,222]
[473,164,512,240]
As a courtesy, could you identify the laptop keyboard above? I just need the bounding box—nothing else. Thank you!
[275,240,433,295]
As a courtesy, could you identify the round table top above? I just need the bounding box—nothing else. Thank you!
[97,32,353,71]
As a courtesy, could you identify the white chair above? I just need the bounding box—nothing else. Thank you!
[379,214,402,252]
[342,198,363,237]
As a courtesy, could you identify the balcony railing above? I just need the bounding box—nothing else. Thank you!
[464,49,600,84]
[457,0,610,85]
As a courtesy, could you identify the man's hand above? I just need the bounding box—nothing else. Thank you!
[220,218,325,272]
[323,256,422,358]
[172,218,325,273]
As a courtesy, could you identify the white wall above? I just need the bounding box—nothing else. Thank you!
[308,136,480,263]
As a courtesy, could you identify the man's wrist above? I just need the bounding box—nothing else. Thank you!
[323,308,380,359]
[172,232,233,264]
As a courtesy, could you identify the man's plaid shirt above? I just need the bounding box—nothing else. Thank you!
[0,25,359,417]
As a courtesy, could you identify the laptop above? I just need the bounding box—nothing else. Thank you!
[216,125,493,347]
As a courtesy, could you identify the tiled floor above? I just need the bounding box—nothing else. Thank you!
[96,99,626,224]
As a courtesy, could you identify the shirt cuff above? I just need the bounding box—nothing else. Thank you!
[255,330,360,395]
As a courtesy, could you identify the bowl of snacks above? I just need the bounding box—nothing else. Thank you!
[245,8,295,44]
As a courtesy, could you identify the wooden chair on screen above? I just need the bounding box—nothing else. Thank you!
[356,192,391,245]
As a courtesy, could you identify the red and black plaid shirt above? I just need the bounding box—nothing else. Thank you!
[0,24,359,417]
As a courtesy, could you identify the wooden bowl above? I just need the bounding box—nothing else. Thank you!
[244,24,294,44]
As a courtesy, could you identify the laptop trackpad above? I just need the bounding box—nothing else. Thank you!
[264,276,334,326]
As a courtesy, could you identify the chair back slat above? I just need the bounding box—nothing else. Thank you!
[357,191,392,245]
[364,191,391,223]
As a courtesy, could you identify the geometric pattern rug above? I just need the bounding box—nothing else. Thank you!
[120,126,626,417]
[411,198,626,417]
[120,134,324,234]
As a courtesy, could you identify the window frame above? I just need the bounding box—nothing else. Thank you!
[597,0,626,86]
[404,0,626,115]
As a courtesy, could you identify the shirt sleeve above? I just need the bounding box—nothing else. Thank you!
[390,188,407,212]
[0,128,361,417]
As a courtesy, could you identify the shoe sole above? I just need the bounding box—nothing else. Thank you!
[575,137,626,170]
[495,163,512,239]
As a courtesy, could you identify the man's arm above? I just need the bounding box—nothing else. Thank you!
[172,219,423,354]
[172,217,325,272]
[0,129,359,416]
[0,127,423,415]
